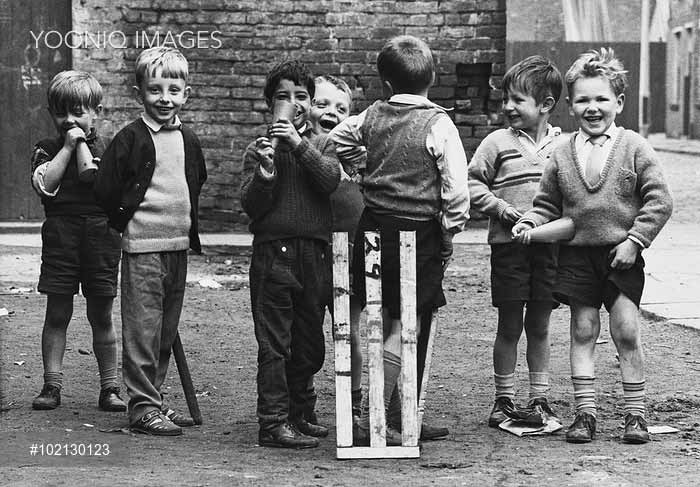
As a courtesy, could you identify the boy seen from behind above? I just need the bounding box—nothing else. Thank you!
[331,35,470,445]
[95,47,207,436]
[513,48,673,444]
[468,56,563,427]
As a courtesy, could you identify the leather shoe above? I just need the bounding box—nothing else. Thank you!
[420,423,449,441]
[353,422,402,446]
[488,396,515,427]
[566,412,596,443]
[259,422,319,449]
[162,407,195,427]
[130,410,182,436]
[622,414,650,444]
[293,418,329,438]
[33,384,61,410]
[98,387,127,412]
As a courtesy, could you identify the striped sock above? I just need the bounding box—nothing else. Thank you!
[529,372,550,400]
[572,376,596,417]
[622,381,646,418]
[44,371,63,389]
[494,372,515,400]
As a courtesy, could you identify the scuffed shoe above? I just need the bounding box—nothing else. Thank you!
[353,421,402,446]
[622,414,650,444]
[161,406,195,427]
[98,387,126,412]
[488,397,514,427]
[259,422,319,449]
[565,412,596,443]
[130,410,182,436]
[528,397,558,420]
[32,384,61,410]
[420,423,449,441]
[293,418,329,438]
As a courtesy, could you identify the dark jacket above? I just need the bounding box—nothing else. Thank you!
[94,118,207,252]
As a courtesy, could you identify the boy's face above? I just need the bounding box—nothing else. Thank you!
[310,81,351,134]
[271,78,311,130]
[568,75,624,137]
[134,71,190,125]
[502,89,544,135]
[50,104,101,136]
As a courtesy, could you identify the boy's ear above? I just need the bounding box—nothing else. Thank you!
[381,79,394,99]
[132,85,143,104]
[566,96,574,116]
[94,104,103,116]
[184,85,191,100]
[616,93,625,113]
[541,96,556,114]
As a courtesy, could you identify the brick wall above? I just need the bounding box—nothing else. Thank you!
[72,0,506,230]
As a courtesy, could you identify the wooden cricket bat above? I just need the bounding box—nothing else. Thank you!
[526,217,576,244]
[172,332,203,425]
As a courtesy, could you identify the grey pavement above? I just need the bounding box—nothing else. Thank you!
[1,133,698,329]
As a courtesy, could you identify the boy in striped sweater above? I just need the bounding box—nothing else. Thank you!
[468,56,563,428]
[513,49,673,444]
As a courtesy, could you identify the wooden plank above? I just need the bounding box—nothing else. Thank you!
[364,231,386,448]
[337,446,420,460]
[417,312,438,429]
[332,232,353,449]
[399,231,418,447]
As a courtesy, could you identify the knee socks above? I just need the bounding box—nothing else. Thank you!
[572,376,596,417]
[622,380,646,418]
[529,372,550,400]
[494,372,515,400]
[44,371,63,389]
[93,341,119,390]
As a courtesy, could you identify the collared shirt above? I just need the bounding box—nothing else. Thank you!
[513,124,561,157]
[574,122,620,177]
[141,113,182,132]
[330,93,470,233]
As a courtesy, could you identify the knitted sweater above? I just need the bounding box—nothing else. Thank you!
[121,127,191,253]
[520,129,673,247]
[240,133,340,245]
[360,100,445,220]
[468,128,559,243]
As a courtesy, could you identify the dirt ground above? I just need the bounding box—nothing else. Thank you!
[1,152,700,486]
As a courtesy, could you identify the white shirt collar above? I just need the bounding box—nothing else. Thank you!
[141,113,182,132]
[388,94,450,111]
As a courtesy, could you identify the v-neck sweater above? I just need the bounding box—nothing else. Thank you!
[521,129,673,247]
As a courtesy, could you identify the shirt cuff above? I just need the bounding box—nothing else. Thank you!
[258,164,276,179]
[627,235,646,249]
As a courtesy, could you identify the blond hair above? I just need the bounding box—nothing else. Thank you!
[134,47,189,86]
[47,70,102,113]
[565,47,628,96]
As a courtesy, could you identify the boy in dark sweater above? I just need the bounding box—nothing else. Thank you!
[30,70,125,412]
[240,60,340,449]
[95,47,207,436]
[513,48,673,444]
[331,35,470,445]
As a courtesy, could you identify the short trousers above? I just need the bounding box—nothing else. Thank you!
[490,242,558,307]
[554,244,645,310]
[351,209,446,319]
[38,215,121,297]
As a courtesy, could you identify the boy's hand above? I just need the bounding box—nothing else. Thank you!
[63,127,87,151]
[268,119,302,150]
[608,239,640,270]
[511,222,534,244]
[254,137,275,173]
[500,206,523,225]
[440,231,454,272]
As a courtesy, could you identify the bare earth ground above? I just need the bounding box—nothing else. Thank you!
[1,152,700,486]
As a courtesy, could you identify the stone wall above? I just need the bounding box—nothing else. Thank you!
[71,0,506,229]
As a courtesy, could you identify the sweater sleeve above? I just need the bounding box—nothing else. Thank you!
[628,142,673,247]
[467,134,511,219]
[94,131,128,215]
[293,135,340,195]
[518,156,563,227]
[239,142,278,220]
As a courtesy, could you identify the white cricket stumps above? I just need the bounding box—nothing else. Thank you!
[332,231,420,459]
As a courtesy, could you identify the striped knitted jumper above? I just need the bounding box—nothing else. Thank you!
[359,100,446,220]
[468,128,557,243]
[522,129,673,247]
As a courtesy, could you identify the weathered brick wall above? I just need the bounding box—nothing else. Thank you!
[71,0,506,230]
